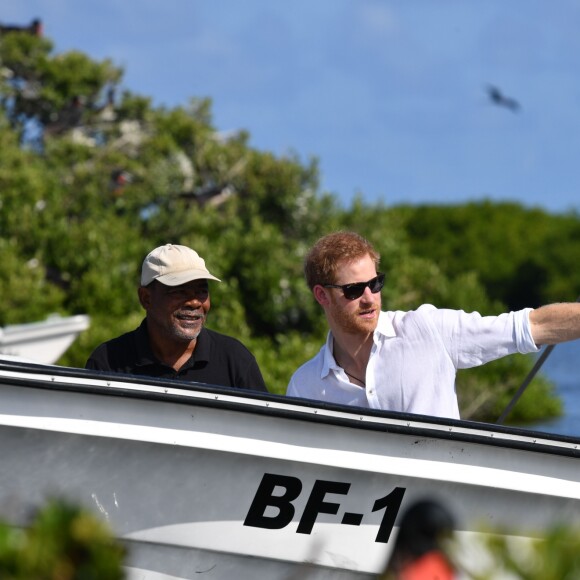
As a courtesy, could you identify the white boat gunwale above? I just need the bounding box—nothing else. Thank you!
[1,358,578,458]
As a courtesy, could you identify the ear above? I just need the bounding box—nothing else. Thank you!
[313,284,331,307]
[138,286,151,310]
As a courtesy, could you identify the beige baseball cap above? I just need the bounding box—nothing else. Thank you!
[141,244,221,286]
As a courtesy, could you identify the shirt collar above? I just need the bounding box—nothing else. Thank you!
[320,311,395,378]
[134,319,210,368]
[376,310,396,337]
[134,319,156,366]
[320,332,336,378]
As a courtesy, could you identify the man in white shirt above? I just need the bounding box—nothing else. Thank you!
[286,231,580,419]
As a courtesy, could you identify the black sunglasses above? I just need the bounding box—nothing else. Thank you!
[322,273,385,300]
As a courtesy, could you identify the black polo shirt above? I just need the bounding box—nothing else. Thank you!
[85,319,267,392]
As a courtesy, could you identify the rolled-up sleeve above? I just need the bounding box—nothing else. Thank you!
[433,307,540,369]
[514,307,539,353]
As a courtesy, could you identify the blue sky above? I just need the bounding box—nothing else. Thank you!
[5,1,580,213]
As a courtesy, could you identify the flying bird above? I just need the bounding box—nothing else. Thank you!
[486,85,521,112]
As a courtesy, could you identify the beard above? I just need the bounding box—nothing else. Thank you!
[169,308,206,342]
[328,294,380,335]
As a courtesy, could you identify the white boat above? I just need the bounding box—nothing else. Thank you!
[0,358,578,579]
[0,314,90,364]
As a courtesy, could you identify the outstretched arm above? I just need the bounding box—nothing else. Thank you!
[529,303,580,345]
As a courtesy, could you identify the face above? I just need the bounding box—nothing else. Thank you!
[139,279,210,343]
[317,255,381,335]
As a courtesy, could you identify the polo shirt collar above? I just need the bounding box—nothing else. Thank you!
[134,319,210,368]
[134,319,156,366]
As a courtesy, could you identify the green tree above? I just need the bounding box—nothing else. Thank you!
[396,201,580,310]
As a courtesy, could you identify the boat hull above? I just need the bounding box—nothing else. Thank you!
[0,314,90,364]
[0,361,578,579]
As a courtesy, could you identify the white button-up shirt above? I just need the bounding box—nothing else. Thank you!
[286,305,539,419]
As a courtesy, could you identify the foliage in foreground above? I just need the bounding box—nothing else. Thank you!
[459,524,580,580]
[0,499,125,579]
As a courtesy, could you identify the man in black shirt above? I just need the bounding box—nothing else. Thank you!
[86,244,267,392]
